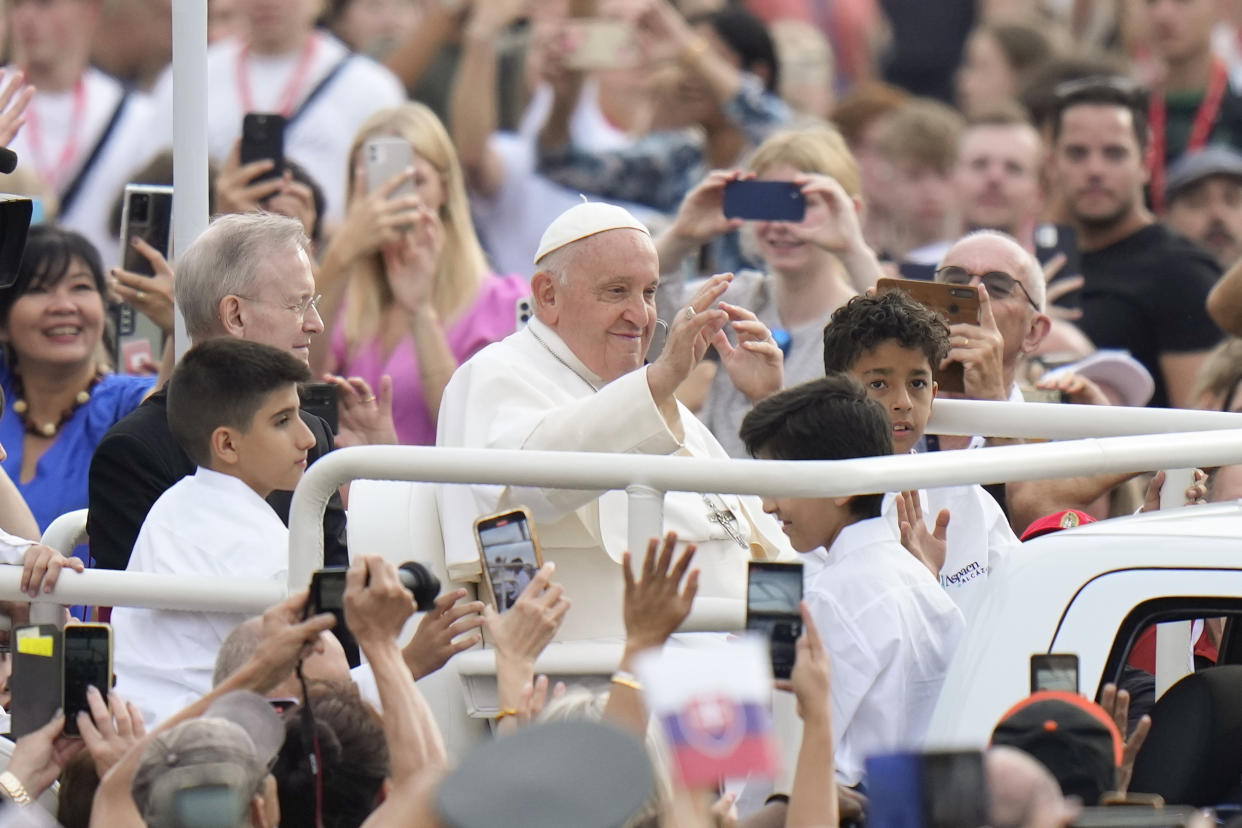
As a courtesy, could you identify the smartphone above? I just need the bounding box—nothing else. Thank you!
[307,567,348,632]
[240,113,286,182]
[63,624,113,738]
[866,750,989,828]
[1034,222,1083,314]
[0,196,31,290]
[722,180,807,222]
[113,184,173,375]
[562,19,639,71]
[299,382,338,434]
[746,561,803,680]
[1071,806,1200,826]
[10,624,62,739]
[1030,653,1079,694]
[364,135,416,198]
[876,277,982,395]
[474,507,543,612]
[516,296,533,329]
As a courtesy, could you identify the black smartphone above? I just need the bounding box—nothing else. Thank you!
[63,624,113,737]
[1034,222,1082,312]
[307,567,348,632]
[0,195,31,290]
[299,382,338,434]
[10,624,62,739]
[1030,653,1079,694]
[114,184,174,375]
[474,507,543,613]
[240,113,286,182]
[722,180,807,222]
[746,561,803,680]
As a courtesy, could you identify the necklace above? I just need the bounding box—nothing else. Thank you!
[12,370,104,438]
[528,326,599,392]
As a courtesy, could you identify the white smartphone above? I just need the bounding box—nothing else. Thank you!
[364,136,416,199]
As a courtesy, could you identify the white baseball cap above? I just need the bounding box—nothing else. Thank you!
[534,200,650,265]
[1041,349,1155,407]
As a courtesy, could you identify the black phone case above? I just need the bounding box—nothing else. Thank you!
[10,625,63,739]
[241,113,286,182]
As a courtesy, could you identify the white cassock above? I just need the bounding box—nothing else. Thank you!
[112,468,288,725]
[437,317,794,640]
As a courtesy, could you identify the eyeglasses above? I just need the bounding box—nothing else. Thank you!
[238,293,323,318]
[935,266,1040,312]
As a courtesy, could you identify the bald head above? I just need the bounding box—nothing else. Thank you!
[987,746,1080,828]
[213,617,351,699]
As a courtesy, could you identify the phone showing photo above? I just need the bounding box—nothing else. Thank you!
[1030,653,1079,694]
[364,135,416,198]
[746,561,803,680]
[474,507,543,612]
[240,113,286,182]
[63,623,113,738]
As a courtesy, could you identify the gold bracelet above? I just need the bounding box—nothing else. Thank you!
[495,708,520,721]
[611,671,643,692]
[0,771,31,806]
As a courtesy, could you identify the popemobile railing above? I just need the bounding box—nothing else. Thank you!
[4,398,1242,618]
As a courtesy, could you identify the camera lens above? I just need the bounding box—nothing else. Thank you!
[948,303,960,315]
[130,193,150,224]
[398,562,441,612]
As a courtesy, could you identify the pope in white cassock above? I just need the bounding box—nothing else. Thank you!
[437,202,795,640]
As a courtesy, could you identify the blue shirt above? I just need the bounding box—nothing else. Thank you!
[0,371,156,533]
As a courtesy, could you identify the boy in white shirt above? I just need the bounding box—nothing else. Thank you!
[739,374,964,786]
[113,338,317,724]
[823,291,1021,622]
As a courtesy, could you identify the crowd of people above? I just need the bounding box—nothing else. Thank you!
[0,0,1240,825]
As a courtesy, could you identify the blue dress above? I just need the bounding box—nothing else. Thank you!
[0,371,156,534]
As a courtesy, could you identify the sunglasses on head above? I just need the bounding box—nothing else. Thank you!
[935,266,1040,312]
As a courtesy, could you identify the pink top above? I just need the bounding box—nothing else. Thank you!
[331,273,530,445]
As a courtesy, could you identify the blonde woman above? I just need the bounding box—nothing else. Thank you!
[654,125,885,456]
[314,103,528,445]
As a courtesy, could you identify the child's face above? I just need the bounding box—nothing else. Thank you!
[849,340,936,454]
[229,385,316,496]
[761,491,854,554]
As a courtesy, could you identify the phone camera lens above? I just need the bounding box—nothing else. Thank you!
[130,193,150,223]
[399,561,441,611]
[948,303,960,315]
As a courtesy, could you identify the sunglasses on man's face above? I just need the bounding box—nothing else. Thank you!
[935,266,1040,312]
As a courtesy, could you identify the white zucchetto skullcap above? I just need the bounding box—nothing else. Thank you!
[534,200,650,265]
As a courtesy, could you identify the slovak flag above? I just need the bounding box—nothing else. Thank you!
[635,636,779,787]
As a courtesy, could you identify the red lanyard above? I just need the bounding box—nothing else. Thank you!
[23,76,87,193]
[1148,57,1228,213]
[235,34,320,117]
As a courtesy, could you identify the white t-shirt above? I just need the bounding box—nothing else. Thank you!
[802,517,964,785]
[7,67,157,266]
[112,467,289,725]
[149,32,406,223]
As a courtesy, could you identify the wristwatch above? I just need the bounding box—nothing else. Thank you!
[0,771,32,806]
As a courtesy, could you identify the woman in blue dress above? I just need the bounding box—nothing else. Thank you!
[0,225,158,536]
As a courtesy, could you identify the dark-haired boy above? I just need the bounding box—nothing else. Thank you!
[740,375,963,786]
[823,292,1020,622]
[113,339,317,724]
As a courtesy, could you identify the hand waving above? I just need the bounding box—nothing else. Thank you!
[622,532,700,653]
[712,302,783,403]
[895,490,949,578]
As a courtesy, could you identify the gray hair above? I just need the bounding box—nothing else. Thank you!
[952,228,1047,312]
[212,617,262,688]
[175,212,311,342]
[536,242,575,287]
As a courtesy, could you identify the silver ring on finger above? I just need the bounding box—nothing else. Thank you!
[685,306,696,321]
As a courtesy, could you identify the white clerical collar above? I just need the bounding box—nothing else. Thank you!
[526,317,604,390]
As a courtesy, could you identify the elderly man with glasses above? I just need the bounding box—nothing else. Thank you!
[929,230,1052,453]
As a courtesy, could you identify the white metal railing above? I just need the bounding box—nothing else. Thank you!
[5,400,1242,613]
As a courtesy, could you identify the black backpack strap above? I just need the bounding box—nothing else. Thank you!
[286,54,354,130]
[59,90,131,216]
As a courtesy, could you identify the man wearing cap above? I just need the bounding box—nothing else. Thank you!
[1163,145,1242,269]
[437,201,792,641]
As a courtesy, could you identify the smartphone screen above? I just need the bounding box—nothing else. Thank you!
[1030,653,1079,694]
[562,19,639,71]
[241,113,286,182]
[746,562,803,680]
[63,624,112,737]
[475,509,542,612]
[723,180,807,222]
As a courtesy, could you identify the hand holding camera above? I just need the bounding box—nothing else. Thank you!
[343,555,421,648]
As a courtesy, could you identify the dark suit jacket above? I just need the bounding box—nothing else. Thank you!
[86,388,350,571]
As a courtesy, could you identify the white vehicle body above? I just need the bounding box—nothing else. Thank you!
[927,502,1242,748]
